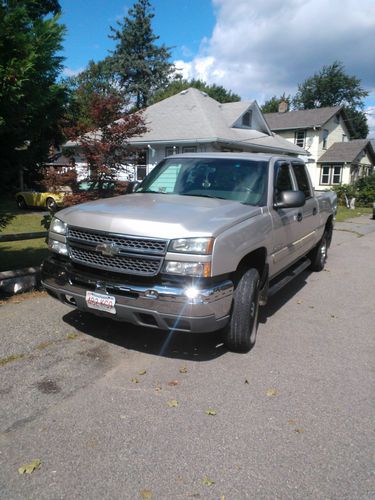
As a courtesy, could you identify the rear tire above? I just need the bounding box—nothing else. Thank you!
[223,268,260,353]
[46,197,57,211]
[309,233,328,271]
[16,196,27,209]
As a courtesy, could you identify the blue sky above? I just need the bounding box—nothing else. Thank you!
[59,0,215,74]
[59,0,375,135]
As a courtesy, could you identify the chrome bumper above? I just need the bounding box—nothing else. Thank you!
[41,258,233,333]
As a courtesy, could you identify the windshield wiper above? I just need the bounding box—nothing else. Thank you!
[180,193,227,200]
[136,190,169,194]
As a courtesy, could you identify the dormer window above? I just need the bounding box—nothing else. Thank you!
[242,111,252,127]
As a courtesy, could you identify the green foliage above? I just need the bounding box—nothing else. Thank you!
[333,174,375,206]
[0,0,67,192]
[110,0,173,109]
[150,76,241,104]
[62,58,121,135]
[354,174,375,205]
[293,61,368,138]
[260,94,291,113]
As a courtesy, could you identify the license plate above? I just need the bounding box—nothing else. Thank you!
[85,291,116,315]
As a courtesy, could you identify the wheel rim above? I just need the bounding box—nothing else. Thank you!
[320,239,327,267]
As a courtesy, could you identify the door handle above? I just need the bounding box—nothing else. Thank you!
[313,207,317,215]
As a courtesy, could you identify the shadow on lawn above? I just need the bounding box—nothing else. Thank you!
[0,243,49,272]
[0,212,15,232]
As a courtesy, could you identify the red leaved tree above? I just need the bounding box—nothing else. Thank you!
[43,92,147,207]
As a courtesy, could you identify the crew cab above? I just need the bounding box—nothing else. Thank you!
[41,153,337,352]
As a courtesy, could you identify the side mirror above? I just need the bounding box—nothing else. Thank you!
[274,190,305,209]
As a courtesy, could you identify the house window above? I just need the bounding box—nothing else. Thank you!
[182,146,197,153]
[320,164,342,185]
[242,111,252,127]
[322,129,329,149]
[165,146,179,156]
[294,130,306,148]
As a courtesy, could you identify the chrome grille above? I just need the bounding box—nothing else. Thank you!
[68,227,167,254]
[67,227,167,276]
[69,247,162,276]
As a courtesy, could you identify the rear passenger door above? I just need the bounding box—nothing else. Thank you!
[291,162,319,253]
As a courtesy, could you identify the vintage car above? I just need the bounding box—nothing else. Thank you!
[15,189,68,210]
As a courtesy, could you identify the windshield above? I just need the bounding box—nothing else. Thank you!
[137,157,268,205]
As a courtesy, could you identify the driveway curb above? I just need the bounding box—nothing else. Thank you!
[0,266,42,296]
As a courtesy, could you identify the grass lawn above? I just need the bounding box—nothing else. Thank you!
[0,195,50,272]
[335,205,373,222]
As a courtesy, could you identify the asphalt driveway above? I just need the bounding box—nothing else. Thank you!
[0,216,374,499]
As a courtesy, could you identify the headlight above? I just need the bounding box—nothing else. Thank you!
[169,237,214,254]
[50,217,67,235]
[163,261,211,277]
[48,239,68,256]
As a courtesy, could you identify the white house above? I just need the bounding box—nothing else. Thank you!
[58,88,306,182]
[264,105,375,189]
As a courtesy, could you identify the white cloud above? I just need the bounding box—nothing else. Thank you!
[366,106,375,138]
[62,67,84,78]
[181,0,375,108]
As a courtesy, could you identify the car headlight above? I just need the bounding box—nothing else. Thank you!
[168,237,214,254]
[50,217,67,235]
[48,239,68,256]
[163,261,211,277]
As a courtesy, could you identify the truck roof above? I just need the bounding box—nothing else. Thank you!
[165,152,302,162]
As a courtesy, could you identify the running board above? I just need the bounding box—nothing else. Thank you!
[268,258,311,298]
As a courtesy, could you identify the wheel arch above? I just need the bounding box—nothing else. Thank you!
[234,247,268,286]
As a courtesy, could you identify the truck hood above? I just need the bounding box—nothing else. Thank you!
[58,193,261,239]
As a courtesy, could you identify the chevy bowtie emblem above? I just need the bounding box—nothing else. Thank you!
[96,242,121,257]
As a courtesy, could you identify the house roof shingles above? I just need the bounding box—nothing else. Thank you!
[130,88,305,155]
[318,139,375,164]
[264,106,342,131]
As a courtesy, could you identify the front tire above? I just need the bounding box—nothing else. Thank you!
[223,268,260,353]
[16,196,27,209]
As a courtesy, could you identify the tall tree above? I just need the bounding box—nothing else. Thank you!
[0,0,67,190]
[110,0,173,109]
[150,76,241,104]
[293,61,369,138]
[260,94,291,113]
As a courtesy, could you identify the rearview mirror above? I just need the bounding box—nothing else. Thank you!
[274,190,305,209]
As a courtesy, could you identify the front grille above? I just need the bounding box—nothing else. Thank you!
[67,227,167,276]
[69,247,162,276]
[68,227,167,255]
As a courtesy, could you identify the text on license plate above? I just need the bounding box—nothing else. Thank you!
[85,291,116,314]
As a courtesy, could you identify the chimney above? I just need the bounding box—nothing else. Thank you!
[278,100,289,113]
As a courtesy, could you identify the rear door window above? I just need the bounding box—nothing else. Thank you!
[292,163,312,198]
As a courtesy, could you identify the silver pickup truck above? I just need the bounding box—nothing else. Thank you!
[42,153,337,352]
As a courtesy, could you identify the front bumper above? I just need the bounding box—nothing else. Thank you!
[41,257,233,333]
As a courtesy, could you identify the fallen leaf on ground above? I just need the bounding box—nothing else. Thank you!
[244,379,250,384]
[154,384,162,392]
[288,419,297,425]
[67,333,79,340]
[266,388,277,397]
[167,399,179,407]
[140,489,153,499]
[297,300,303,304]
[18,459,41,474]
[137,369,147,375]
[202,477,215,486]
[179,367,188,373]
[167,380,179,386]
[294,428,305,434]
[130,377,139,383]
[205,408,217,416]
